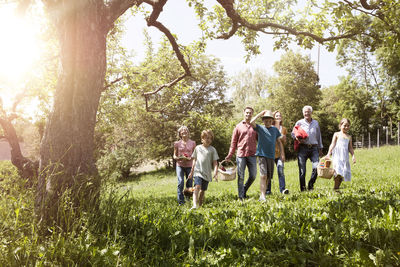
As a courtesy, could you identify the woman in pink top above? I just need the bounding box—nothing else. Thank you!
[173,126,196,205]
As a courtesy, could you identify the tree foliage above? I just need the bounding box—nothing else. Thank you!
[230,68,270,119]
[320,77,374,136]
[267,50,321,128]
[96,35,233,180]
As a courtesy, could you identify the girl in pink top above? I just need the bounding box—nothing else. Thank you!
[173,126,196,205]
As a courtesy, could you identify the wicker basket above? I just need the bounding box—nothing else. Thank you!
[183,187,195,197]
[217,160,236,181]
[317,156,334,179]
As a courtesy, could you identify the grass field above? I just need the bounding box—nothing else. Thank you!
[1,146,400,266]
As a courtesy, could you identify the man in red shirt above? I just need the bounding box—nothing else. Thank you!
[226,107,258,200]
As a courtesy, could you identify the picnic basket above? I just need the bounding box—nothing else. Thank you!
[183,186,195,197]
[217,160,236,181]
[317,156,334,179]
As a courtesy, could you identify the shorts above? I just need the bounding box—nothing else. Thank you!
[194,176,209,191]
[258,157,274,179]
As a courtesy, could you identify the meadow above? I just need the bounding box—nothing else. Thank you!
[1,146,400,266]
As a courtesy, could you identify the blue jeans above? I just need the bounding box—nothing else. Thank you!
[297,145,319,191]
[266,158,286,193]
[194,176,209,191]
[236,156,257,199]
[176,166,193,204]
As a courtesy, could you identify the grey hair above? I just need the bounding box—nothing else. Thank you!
[177,126,189,138]
[302,105,313,113]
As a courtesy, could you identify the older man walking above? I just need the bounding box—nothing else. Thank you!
[292,105,323,191]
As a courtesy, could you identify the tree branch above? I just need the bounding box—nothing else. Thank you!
[143,74,187,112]
[216,0,358,43]
[141,0,192,112]
[103,76,124,91]
[145,0,191,76]
[360,0,379,10]
[105,0,144,31]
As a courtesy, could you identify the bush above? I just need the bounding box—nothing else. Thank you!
[97,146,143,181]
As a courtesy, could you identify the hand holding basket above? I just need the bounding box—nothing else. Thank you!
[217,160,236,181]
[317,156,334,179]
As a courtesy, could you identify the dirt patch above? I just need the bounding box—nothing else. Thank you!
[131,159,171,173]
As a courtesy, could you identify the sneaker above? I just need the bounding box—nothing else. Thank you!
[258,196,266,202]
[282,189,289,194]
[265,191,272,195]
[190,206,197,210]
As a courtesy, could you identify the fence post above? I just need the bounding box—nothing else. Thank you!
[368,132,371,148]
[377,128,380,148]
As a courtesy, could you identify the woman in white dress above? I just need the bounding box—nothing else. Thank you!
[327,118,356,190]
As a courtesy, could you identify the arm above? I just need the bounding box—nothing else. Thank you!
[250,110,266,128]
[226,127,238,160]
[327,133,338,158]
[173,145,179,160]
[280,127,287,144]
[277,138,285,162]
[316,123,323,156]
[213,160,219,181]
[188,158,196,179]
[348,136,356,164]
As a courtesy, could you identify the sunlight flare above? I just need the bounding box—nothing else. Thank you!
[0,5,42,84]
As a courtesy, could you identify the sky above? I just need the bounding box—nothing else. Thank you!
[121,0,347,91]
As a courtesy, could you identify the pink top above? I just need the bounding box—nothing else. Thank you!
[174,139,196,167]
[227,121,258,158]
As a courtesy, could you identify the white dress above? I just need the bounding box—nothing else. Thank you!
[332,134,351,181]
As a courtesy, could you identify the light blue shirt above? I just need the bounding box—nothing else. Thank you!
[292,119,323,149]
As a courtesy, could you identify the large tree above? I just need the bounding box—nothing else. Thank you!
[11,0,395,219]
[267,51,321,128]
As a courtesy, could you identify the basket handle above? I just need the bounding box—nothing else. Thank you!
[219,159,236,168]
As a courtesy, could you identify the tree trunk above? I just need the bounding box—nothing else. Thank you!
[36,2,107,220]
[0,117,38,181]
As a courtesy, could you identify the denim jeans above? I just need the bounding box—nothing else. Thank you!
[194,176,209,191]
[297,145,319,191]
[176,166,193,204]
[266,158,286,193]
[236,156,257,199]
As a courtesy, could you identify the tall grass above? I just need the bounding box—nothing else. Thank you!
[1,146,400,266]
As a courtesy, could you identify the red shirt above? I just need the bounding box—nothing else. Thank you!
[227,121,258,158]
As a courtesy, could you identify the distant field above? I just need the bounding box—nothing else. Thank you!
[119,145,400,200]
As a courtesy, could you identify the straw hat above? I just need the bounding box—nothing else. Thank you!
[261,110,274,119]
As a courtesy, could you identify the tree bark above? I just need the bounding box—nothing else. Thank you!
[36,1,108,218]
[0,117,38,181]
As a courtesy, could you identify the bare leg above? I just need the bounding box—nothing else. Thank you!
[259,175,267,200]
[334,175,343,190]
[192,185,201,208]
[199,190,205,207]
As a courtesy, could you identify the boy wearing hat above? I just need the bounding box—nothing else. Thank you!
[250,110,285,202]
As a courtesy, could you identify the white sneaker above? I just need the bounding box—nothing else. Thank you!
[258,196,266,202]
[190,206,198,210]
[282,189,289,194]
